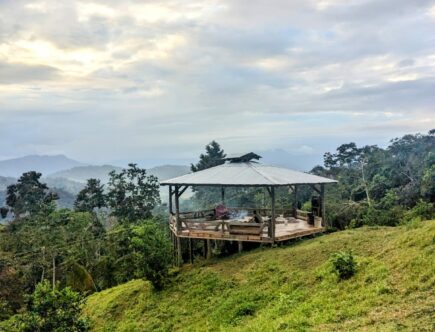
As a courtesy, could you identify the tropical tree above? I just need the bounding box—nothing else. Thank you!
[106,164,160,222]
[74,178,106,213]
[190,141,226,208]
[191,141,226,172]
[15,281,89,331]
[2,172,58,219]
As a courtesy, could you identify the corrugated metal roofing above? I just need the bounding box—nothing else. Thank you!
[161,162,337,187]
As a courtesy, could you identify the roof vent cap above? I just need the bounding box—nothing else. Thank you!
[224,152,262,163]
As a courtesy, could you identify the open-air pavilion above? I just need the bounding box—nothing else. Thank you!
[161,153,337,264]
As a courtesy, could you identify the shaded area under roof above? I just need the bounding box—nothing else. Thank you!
[161,162,337,187]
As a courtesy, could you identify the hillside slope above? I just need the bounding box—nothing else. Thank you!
[85,221,435,331]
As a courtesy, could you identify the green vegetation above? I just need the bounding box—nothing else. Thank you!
[0,130,434,329]
[85,220,435,331]
[316,130,435,229]
[3,281,89,332]
[106,164,160,222]
[74,179,106,213]
[189,141,226,209]
[3,171,59,217]
[0,163,171,325]
[184,131,434,229]
[329,251,356,280]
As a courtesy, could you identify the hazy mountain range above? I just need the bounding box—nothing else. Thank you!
[0,155,85,178]
[0,150,320,212]
[0,155,190,210]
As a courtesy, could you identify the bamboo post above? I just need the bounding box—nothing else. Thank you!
[238,241,243,253]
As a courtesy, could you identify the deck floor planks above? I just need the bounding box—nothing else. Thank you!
[171,218,324,243]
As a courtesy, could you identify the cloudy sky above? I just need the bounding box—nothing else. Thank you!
[0,0,434,167]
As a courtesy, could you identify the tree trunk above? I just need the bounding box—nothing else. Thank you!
[52,254,56,290]
[361,162,371,206]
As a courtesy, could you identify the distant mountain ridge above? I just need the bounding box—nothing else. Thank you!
[49,165,123,183]
[48,164,190,183]
[0,155,191,213]
[0,154,85,177]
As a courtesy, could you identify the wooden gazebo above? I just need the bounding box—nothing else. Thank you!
[161,153,337,264]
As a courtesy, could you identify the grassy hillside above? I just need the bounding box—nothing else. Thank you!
[85,220,435,331]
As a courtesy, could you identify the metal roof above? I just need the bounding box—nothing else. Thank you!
[160,162,337,187]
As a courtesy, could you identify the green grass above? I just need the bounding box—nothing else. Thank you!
[85,220,435,331]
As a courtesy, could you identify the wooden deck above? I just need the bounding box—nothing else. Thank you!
[170,217,325,243]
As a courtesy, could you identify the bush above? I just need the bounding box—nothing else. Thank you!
[301,201,312,212]
[130,220,172,290]
[330,251,356,280]
[15,281,89,331]
[361,205,404,226]
[402,200,434,223]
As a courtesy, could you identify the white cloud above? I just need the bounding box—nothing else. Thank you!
[0,0,434,164]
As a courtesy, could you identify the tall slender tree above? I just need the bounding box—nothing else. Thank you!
[190,141,226,208]
[2,171,58,219]
[74,179,106,213]
[191,141,226,172]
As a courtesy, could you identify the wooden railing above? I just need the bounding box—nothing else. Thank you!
[169,207,323,232]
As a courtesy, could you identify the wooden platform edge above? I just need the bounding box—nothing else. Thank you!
[169,226,325,243]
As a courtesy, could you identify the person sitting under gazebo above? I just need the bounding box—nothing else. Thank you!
[249,210,263,223]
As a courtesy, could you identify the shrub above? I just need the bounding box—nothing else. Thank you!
[130,220,172,290]
[402,200,434,223]
[326,201,364,229]
[330,251,356,280]
[15,281,89,331]
[301,201,312,212]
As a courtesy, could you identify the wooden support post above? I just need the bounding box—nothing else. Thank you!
[293,185,298,218]
[170,231,174,265]
[206,239,212,259]
[172,232,178,266]
[271,186,276,241]
[179,185,189,197]
[188,238,193,264]
[320,184,326,227]
[221,186,225,203]
[309,184,321,194]
[169,185,173,215]
[175,186,181,233]
[177,236,182,266]
[238,241,243,253]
